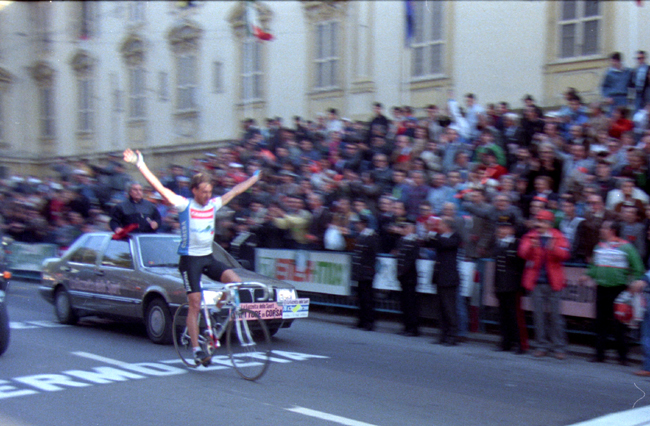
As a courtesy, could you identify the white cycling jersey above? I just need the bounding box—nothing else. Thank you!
[174,196,223,256]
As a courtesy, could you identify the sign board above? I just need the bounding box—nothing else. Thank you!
[374,257,437,294]
[7,243,58,272]
[255,249,352,295]
[239,302,283,320]
[482,261,597,319]
[281,298,310,319]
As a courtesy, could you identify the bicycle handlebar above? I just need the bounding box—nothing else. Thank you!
[223,281,269,302]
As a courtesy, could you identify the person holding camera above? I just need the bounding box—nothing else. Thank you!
[518,210,570,359]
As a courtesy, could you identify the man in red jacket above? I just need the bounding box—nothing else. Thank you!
[518,210,571,359]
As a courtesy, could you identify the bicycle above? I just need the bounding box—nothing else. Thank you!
[172,281,272,381]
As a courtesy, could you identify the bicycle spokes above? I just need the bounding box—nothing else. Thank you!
[227,308,271,381]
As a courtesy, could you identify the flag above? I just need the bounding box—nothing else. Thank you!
[404,0,415,47]
[246,1,273,41]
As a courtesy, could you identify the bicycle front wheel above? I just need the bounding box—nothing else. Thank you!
[172,303,211,368]
[226,308,271,381]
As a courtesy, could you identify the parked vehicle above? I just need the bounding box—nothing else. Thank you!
[0,237,13,356]
[39,233,303,344]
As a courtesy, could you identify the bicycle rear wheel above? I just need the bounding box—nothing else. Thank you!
[172,304,212,368]
[226,308,271,381]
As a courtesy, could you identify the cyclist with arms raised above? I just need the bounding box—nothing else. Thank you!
[123,148,261,366]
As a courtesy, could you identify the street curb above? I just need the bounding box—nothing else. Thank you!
[307,309,645,364]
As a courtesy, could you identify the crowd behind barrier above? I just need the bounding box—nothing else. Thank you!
[3,61,650,368]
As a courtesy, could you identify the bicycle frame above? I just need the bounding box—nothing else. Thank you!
[173,281,273,379]
[200,281,269,354]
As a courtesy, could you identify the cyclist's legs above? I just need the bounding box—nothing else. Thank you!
[220,269,241,284]
[203,261,239,307]
[186,292,202,349]
[179,255,210,349]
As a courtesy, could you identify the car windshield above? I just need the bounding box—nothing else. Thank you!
[139,235,181,267]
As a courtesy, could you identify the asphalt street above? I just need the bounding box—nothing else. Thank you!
[1,279,650,426]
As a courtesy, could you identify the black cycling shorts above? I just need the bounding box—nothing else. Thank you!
[179,254,229,294]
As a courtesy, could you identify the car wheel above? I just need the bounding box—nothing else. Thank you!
[54,287,78,325]
[0,303,9,356]
[145,298,172,345]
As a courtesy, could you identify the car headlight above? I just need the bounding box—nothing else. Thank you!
[276,288,297,302]
[202,290,224,306]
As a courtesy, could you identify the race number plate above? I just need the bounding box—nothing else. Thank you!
[281,298,310,319]
[239,302,283,320]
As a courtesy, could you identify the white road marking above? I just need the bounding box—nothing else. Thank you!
[286,406,379,426]
[566,405,650,426]
[10,321,70,329]
[0,351,329,400]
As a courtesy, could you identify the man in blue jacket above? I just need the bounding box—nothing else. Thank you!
[602,52,631,114]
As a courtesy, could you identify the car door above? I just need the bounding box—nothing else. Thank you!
[96,238,140,318]
[65,234,110,312]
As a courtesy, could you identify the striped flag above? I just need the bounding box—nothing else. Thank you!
[405,0,415,47]
[246,1,273,41]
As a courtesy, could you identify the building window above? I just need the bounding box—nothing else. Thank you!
[78,77,94,133]
[242,41,262,101]
[40,86,55,139]
[0,92,4,144]
[129,66,146,119]
[315,20,338,90]
[558,0,601,59]
[177,53,197,111]
[34,3,52,54]
[79,1,97,40]
[168,23,201,113]
[213,61,223,94]
[159,71,168,101]
[411,0,444,78]
[111,73,122,112]
[129,1,146,24]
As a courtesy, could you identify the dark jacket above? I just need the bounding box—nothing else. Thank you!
[493,237,524,293]
[352,228,379,282]
[425,232,461,287]
[574,211,618,263]
[396,234,420,278]
[308,206,333,250]
[109,197,161,233]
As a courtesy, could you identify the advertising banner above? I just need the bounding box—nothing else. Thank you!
[482,260,596,319]
[255,249,352,295]
[281,298,310,319]
[7,243,58,272]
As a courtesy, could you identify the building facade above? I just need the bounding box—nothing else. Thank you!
[0,0,647,176]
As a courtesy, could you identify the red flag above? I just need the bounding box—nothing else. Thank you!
[246,1,273,41]
[112,223,139,240]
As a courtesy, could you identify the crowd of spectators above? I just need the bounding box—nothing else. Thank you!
[4,79,650,269]
[3,50,650,369]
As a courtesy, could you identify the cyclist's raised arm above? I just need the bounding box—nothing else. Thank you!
[123,149,184,206]
[221,170,262,207]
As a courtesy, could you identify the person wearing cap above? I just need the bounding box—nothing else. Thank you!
[518,209,571,359]
[395,220,421,336]
[109,182,162,234]
[493,216,526,354]
[579,220,644,365]
[351,214,379,331]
